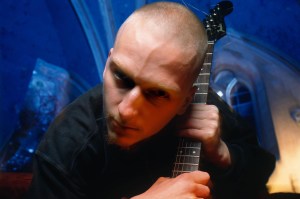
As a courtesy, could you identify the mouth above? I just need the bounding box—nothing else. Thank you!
[106,117,142,148]
[109,117,139,135]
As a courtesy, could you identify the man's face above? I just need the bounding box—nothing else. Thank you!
[103,20,196,148]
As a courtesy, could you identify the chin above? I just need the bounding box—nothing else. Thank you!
[107,132,137,149]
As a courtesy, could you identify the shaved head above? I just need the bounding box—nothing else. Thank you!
[114,2,208,85]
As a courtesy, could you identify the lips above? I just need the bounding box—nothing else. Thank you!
[109,118,139,135]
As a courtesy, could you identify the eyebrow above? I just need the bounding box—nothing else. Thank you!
[110,57,181,95]
[110,58,133,80]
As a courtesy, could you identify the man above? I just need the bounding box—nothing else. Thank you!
[26,2,275,199]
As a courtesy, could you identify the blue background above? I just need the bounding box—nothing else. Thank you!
[0,0,299,172]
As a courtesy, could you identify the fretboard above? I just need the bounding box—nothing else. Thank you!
[172,41,215,177]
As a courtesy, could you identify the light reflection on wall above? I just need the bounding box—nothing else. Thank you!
[211,30,300,194]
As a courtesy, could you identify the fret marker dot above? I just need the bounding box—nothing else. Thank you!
[193,151,196,154]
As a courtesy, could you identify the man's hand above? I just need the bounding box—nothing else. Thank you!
[132,171,210,199]
[177,104,231,169]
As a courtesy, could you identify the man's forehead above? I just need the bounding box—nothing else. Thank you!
[113,33,197,74]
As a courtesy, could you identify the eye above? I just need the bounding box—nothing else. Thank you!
[144,89,170,100]
[114,70,135,88]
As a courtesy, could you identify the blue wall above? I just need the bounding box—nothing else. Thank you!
[0,0,99,149]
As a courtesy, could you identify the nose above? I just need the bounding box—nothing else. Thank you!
[118,86,144,121]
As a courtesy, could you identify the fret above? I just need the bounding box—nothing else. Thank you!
[173,166,199,172]
[195,83,209,89]
[196,82,210,86]
[174,162,199,166]
[176,154,200,158]
[197,74,210,79]
[173,170,194,173]
[172,170,192,175]
[172,164,200,175]
[194,82,209,86]
[199,73,210,75]
[175,156,200,164]
[172,164,199,173]
[195,92,208,95]
[173,161,199,166]
[196,75,210,80]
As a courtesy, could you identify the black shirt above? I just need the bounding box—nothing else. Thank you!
[26,84,275,199]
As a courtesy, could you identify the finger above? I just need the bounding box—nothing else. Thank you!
[188,107,219,120]
[178,128,208,140]
[178,122,219,140]
[194,183,210,198]
[178,171,210,185]
[179,117,219,130]
[180,107,220,126]
[191,171,210,184]
[191,104,219,112]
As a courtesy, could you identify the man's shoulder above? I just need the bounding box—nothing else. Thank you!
[51,83,103,133]
[35,83,106,174]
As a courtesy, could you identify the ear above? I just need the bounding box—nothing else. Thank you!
[103,48,114,78]
[177,85,198,115]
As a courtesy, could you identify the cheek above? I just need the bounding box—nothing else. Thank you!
[147,105,179,132]
[104,87,122,112]
[103,76,121,111]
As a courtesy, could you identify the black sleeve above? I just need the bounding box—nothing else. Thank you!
[204,89,276,199]
[25,84,105,199]
[26,134,106,199]
[25,154,88,199]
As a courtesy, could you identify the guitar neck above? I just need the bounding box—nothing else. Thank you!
[172,41,215,177]
[194,41,214,104]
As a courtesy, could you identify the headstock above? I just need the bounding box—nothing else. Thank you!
[203,1,233,41]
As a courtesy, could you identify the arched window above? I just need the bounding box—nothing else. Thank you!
[211,70,256,127]
[230,83,255,126]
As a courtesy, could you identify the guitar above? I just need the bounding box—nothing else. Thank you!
[172,1,233,178]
